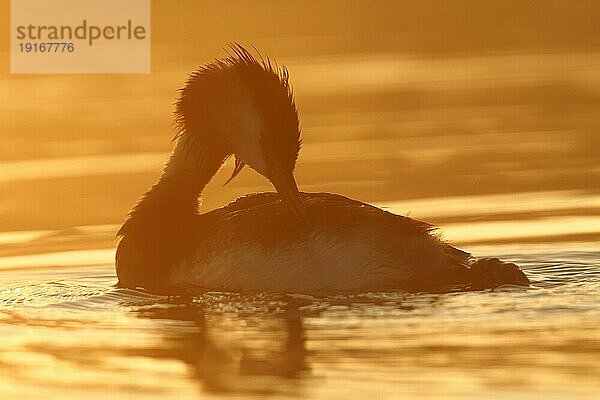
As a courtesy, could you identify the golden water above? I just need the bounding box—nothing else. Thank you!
[1,197,599,399]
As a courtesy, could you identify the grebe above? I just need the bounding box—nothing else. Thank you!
[116,46,529,293]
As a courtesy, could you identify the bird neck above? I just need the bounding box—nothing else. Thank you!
[118,140,227,239]
[116,143,226,289]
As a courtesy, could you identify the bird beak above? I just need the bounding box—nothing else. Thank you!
[268,161,310,226]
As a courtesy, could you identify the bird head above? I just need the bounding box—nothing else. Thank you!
[174,45,308,224]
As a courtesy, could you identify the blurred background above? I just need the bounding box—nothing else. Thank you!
[0,0,599,239]
[1,2,599,398]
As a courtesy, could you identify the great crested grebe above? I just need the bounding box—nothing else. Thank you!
[116,46,529,293]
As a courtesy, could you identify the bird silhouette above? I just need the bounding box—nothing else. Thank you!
[116,45,529,294]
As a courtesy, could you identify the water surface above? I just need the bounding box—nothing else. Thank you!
[1,198,598,399]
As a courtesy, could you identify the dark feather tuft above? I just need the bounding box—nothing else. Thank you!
[174,44,301,174]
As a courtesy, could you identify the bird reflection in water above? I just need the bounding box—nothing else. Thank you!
[136,294,310,395]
